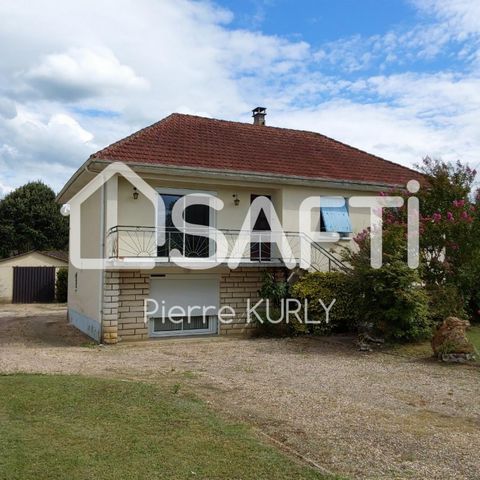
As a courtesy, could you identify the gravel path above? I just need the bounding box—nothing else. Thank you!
[0,307,479,480]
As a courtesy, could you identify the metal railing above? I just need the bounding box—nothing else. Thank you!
[106,225,350,272]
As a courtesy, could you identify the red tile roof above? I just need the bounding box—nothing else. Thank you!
[91,113,420,186]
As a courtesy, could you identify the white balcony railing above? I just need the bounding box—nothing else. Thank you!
[106,225,349,272]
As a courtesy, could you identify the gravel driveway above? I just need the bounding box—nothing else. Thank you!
[0,306,479,480]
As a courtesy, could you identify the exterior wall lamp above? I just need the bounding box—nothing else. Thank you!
[133,187,139,200]
[232,193,240,206]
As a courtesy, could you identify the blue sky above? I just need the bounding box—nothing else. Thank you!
[221,0,417,43]
[0,0,479,194]
[216,0,470,77]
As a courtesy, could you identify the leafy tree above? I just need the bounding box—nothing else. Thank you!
[347,156,480,329]
[415,157,475,215]
[0,181,68,258]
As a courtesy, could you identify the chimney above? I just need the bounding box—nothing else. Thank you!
[252,107,266,126]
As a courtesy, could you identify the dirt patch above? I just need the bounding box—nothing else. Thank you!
[0,310,479,480]
[0,304,91,347]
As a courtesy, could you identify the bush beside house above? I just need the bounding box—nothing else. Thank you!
[287,158,480,347]
[56,268,68,303]
[291,271,355,335]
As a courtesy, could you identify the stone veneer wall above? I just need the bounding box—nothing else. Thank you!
[102,267,285,343]
[102,270,150,344]
[219,267,285,336]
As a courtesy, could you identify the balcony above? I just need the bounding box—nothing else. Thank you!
[106,225,348,272]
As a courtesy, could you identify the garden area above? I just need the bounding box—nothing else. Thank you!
[262,158,480,362]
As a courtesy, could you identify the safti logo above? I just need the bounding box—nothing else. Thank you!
[62,161,420,270]
[61,162,162,270]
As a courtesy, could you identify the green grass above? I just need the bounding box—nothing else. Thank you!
[0,374,337,480]
[391,325,480,360]
[467,325,480,354]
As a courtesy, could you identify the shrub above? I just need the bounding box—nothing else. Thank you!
[56,268,68,303]
[425,284,466,324]
[349,259,432,342]
[290,271,356,335]
[257,271,289,308]
[255,271,289,336]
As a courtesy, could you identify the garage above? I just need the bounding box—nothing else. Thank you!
[148,274,220,337]
[0,251,68,304]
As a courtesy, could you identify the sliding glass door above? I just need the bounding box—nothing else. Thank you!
[157,193,211,258]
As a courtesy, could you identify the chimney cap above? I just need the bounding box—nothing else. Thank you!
[252,107,266,115]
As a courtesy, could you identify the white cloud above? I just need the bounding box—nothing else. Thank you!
[25,48,149,101]
[6,109,95,162]
[0,108,96,192]
[273,99,467,168]
[413,0,480,37]
[269,67,480,170]
[0,98,17,119]
[0,180,13,197]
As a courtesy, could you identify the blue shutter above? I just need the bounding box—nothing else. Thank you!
[321,197,352,233]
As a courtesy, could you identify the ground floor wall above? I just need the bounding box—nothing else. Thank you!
[100,266,285,344]
[218,267,284,336]
[68,263,102,341]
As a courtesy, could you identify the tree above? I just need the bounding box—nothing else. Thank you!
[0,182,68,258]
[346,156,480,327]
[415,157,475,215]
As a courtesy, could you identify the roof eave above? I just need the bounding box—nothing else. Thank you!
[55,156,96,204]
[57,155,416,204]
[89,158,411,191]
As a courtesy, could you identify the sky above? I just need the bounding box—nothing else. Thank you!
[0,0,479,195]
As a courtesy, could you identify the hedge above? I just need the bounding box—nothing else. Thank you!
[290,271,356,335]
[56,268,68,303]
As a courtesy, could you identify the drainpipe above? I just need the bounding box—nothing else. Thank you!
[98,182,106,343]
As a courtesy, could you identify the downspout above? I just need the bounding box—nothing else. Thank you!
[98,181,106,343]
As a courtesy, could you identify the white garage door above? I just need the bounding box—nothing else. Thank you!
[148,274,219,337]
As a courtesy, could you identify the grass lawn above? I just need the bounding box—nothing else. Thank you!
[0,374,339,480]
[392,325,480,359]
[467,325,480,353]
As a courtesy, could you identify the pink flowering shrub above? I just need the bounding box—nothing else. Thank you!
[344,157,480,335]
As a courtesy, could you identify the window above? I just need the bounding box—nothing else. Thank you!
[148,275,220,337]
[250,194,272,261]
[157,191,213,258]
[320,197,352,237]
[152,316,216,334]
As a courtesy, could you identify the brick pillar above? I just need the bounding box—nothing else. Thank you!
[102,271,120,344]
[117,271,150,341]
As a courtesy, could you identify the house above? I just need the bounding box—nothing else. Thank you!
[57,108,421,344]
[0,250,68,303]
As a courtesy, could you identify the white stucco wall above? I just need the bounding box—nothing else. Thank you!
[67,187,103,340]
[112,174,375,256]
